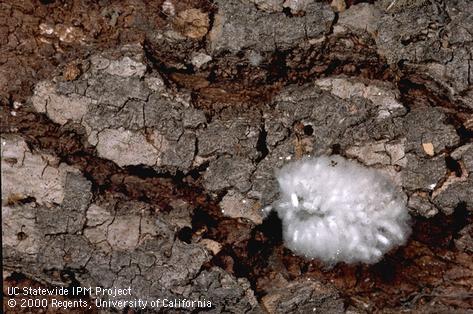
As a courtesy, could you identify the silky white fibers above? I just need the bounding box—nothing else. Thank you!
[273,156,411,264]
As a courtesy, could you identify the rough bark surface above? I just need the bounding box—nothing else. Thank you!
[1,0,472,313]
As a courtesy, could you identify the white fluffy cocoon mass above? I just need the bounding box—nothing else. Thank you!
[273,156,411,264]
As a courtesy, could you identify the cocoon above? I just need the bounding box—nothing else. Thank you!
[273,156,411,264]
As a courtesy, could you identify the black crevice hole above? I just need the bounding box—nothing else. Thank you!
[177,226,193,244]
[303,124,314,136]
[282,7,294,17]
[445,156,462,177]
[331,143,342,155]
[17,232,28,241]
